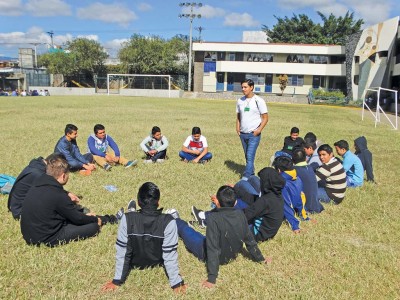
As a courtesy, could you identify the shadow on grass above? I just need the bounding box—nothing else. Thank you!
[224,160,245,176]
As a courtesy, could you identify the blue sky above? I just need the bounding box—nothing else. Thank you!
[1,0,399,58]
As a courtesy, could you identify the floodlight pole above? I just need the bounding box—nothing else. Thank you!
[179,2,202,92]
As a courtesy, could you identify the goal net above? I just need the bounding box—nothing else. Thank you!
[106,74,172,96]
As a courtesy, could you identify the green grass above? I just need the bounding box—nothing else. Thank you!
[0,95,399,299]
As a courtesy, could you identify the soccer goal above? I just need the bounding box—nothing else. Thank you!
[106,74,172,97]
[363,87,398,130]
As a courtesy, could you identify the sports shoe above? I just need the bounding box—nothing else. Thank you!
[104,163,112,171]
[127,199,136,212]
[156,159,164,163]
[188,220,206,229]
[115,207,124,221]
[165,208,180,219]
[143,159,153,164]
[125,160,138,168]
[79,169,92,176]
[191,206,205,228]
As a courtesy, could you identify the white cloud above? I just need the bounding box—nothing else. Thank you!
[25,0,72,17]
[224,13,260,27]
[0,0,23,16]
[103,38,128,56]
[138,2,152,12]
[77,2,137,27]
[184,4,225,19]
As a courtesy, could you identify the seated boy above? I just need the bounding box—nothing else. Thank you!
[192,168,286,242]
[354,136,374,182]
[140,126,169,163]
[334,140,364,187]
[272,156,310,233]
[102,182,186,294]
[282,127,304,156]
[315,144,347,204]
[303,138,322,171]
[292,149,324,214]
[179,127,212,163]
[166,185,267,288]
[88,124,137,171]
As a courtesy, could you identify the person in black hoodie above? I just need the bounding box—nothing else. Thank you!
[167,186,266,288]
[21,155,102,247]
[354,136,375,182]
[282,127,304,156]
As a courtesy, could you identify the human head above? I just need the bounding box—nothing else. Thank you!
[292,148,307,165]
[290,127,300,140]
[46,155,70,185]
[152,126,161,140]
[304,132,317,143]
[45,153,66,164]
[273,156,294,172]
[216,185,237,208]
[94,124,106,139]
[317,144,334,164]
[64,124,78,140]
[334,140,349,157]
[192,126,201,141]
[303,138,317,156]
[241,79,255,97]
[137,182,160,209]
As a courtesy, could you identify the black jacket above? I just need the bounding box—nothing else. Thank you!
[8,157,46,219]
[282,136,304,155]
[206,207,264,283]
[243,167,285,242]
[20,173,98,245]
[354,136,374,182]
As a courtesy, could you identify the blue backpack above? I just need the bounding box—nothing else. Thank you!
[0,174,16,194]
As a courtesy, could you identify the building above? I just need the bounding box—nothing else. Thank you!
[193,16,400,100]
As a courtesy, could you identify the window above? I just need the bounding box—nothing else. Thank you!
[287,75,304,86]
[309,55,328,64]
[228,53,235,61]
[245,74,265,85]
[245,53,273,62]
[286,54,304,63]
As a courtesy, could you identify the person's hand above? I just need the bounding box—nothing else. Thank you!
[112,156,119,163]
[192,158,200,164]
[202,280,215,289]
[192,149,201,155]
[68,192,80,203]
[264,257,272,265]
[253,128,261,136]
[97,217,102,227]
[149,150,157,156]
[83,163,96,171]
[101,281,118,292]
[293,229,301,234]
[105,154,113,162]
[173,284,187,294]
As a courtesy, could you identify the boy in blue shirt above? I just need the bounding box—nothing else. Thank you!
[334,140,364,187]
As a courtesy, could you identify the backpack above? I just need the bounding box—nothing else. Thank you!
[0,174,16,194]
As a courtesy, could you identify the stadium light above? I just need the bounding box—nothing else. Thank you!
[179,2,202,92]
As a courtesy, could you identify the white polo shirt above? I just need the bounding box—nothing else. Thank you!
[236,95,268,133]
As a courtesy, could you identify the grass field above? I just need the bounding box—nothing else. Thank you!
[0,95,399,299]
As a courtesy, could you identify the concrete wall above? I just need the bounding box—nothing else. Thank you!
[29,86,184,98]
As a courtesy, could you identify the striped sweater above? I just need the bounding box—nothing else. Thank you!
[315,157,347,204]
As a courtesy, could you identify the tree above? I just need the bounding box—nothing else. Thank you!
[118,34,188,75]
[278,74,288,95]
[263,11,363,45]
[38,38,108,81]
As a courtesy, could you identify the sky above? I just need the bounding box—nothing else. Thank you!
[0,0,399,58]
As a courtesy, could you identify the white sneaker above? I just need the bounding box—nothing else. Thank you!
[156,159,164,163]
[165,208,180,219]
[143,159,153,164]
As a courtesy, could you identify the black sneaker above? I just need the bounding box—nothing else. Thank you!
[127,200,136,212]
[191,206,205,228]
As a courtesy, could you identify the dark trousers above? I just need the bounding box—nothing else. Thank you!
[48,222,100,247]
[146,150,167,162]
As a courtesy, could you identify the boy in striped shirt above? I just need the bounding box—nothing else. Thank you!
[315,144,347,204]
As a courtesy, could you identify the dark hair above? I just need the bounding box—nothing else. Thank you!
[65,124,78,135]
[317,144,333,155]
[216,185,236,207]
[94,124,105,134]
[46,155,69,178]
[192,127,201,135]
[45,153,66,163]
[273,156,294,172]
[152,126,161,135]
[303,138,317,150]
[137,182,160,209]
[290,127,300,134]
[304,132,317,143]
[241,79,254,87]
[333,140,349,151]
[292,148,307,164]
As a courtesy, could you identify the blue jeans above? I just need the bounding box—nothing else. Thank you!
[175,218,206,261]
[347,176,362,188]
[239,132,261,179]
[317,187,331,203]
[234,176,261,206]
[178,151,212,162]
[146,150,167,162]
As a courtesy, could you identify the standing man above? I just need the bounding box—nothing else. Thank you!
[236,79,268,180]
[55,124,96,175]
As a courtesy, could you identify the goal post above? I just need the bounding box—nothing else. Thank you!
[106,74,172,97]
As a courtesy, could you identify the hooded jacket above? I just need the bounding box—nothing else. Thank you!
[8,157,46,219]
[243,167,285,242]
[354,136,374,182]
[20,173,98,245]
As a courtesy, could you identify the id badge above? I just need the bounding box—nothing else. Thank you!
[244,107,250,112]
